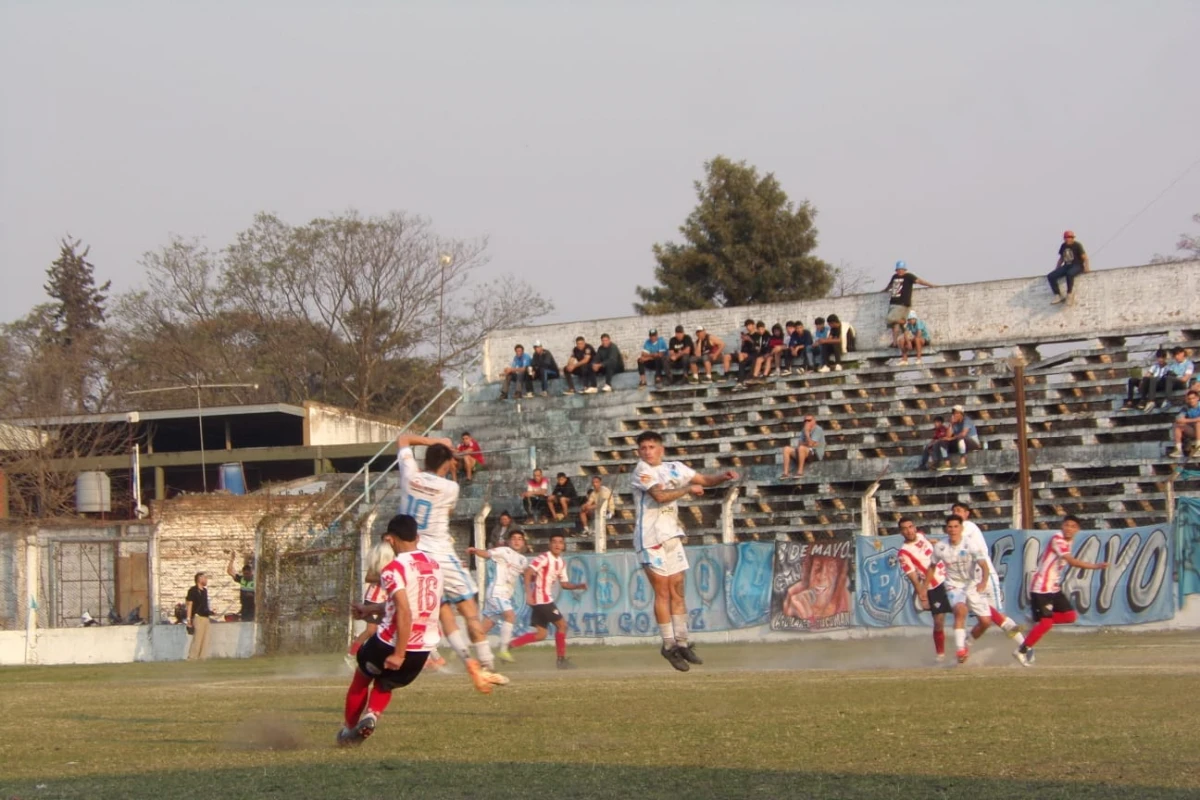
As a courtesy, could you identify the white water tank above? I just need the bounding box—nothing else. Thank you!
[76,471,112,513]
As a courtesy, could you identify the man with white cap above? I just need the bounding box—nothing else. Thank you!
[898,310,932,365]
[882,261,936,348]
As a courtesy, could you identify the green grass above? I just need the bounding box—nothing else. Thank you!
[2,630,1199,799]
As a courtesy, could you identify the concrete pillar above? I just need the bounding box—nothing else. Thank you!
[721,486,739,545]
[154,467,165,501]
[24,528,38,665]
[473,503,491,598]
[593,495,609,553]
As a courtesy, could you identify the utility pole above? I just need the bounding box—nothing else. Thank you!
[1013,361,1034,529]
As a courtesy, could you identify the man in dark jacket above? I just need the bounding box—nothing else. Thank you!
[530,341,560,396]
[591,333,625,392]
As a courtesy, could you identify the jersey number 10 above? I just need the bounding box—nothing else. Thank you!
[403,496,433,529]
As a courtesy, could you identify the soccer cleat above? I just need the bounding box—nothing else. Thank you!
[676,643,703,665]
[424,652,447,672]
[464,658,494,694]
[353,712,377,741]
[497,649,515,663]
[556,656,576,670]
[956,648,969,664]
[336,726,363,747]
[480,667,510,686]
[1013,647,1032,667]
[661,644,690,672]
[934,653,946,663]
[1025,648,1036,665]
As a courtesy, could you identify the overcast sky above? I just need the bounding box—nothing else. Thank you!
[2,1,1197,327]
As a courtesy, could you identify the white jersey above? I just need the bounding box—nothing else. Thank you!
[962,520,998,588]
[931,536,988,590]
[376,550,443,652]
[631,459,697,551]
[397,446,459,556]
[486,546,528,601]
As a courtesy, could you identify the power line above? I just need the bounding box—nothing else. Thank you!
[1094,153,1200,255]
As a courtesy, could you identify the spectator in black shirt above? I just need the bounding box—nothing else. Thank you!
[883,261,936,347]
[817,314,845,372]
[591,333,624,392]
[185,572,212,660]
[549,472,579,522]
[1048,230,1089,306]
[530,341,560,397]
[787,321,815,372]
[564,336,597,394]
[225,552,255,622]
[666,325,694,385]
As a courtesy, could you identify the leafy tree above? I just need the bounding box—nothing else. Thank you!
[635,156,833,314]
[45,238,110,347]
[1151,212,1200,263]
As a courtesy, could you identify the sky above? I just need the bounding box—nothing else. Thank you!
[2,1,1198,328]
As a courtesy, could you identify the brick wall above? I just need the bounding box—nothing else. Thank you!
[482,261,1200,380]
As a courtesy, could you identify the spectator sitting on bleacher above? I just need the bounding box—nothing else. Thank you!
[637,328,668,388]
[530,341,560,397]
[549,472,579,521]
[666,325,694,385]
[731,318,757,386]
[786,320,814,374]
[591,333,624,393]
[452,432,485,484]
[1154,347,1196,410]
[521,468,551,522]
[766,323,787,377]
[781,413,826,480]
[499,344,533,400]
[883,261,936,347]
[563,335,597,395]
[899,311,931,365]
[810,318,830,370]
[936,405,981,471]
[1169,390,1200,459]
[747,321,772,384]
[691,327,726,383]
[1048,230,1089,306]
[578,476,614,535]
[816,314,845,373]
[918,416,951,470]
[1124,350,1169,411]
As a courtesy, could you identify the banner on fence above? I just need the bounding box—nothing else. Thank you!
[855,525,1175,627]
[1177,497,1200,600]
[769,537,854,632]
[483,542,774,638]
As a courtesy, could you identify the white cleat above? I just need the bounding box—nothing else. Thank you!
[480,667,510,686]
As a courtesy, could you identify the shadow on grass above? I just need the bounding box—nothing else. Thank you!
[1,759,1194,800]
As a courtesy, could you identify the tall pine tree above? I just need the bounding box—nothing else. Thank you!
[635,156,833,314]
[45,237,110,348]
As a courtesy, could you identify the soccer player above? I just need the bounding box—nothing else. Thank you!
[468,530,529,663]
[508,533,588,668]
[346,540,396,668]
[1014,515,1107,666]
[930,515,998,664]
[395,433,505,693]
[631,430,738,671]
[897,517,948,662]
[338,514,443,746]
[951,502,1025,647]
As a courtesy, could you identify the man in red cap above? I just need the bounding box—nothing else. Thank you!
[1047,230,1089,306]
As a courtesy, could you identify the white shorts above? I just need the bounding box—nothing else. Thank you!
[483,596,514,617]
[946,585,991,617]
[427,551,478,603]
[640,537,689,577]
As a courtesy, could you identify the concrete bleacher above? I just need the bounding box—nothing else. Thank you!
[392,262,1200,552]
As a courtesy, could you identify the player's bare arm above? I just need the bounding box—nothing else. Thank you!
[523,566,538,606]
[385,590,413,670]
[688,470,740,489]
[974,559,991,594]
[467,547,492,560]
[562,580,588,591]
[396,433,453,451]
[905,570,929,607]
[1064,554,1108,570]
[648,484,700,503]
[352,602,385,623]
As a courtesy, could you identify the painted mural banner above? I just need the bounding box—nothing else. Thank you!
[483,542,774,638]
[1176,497,1200,601]
[855,525,1175,628]
[769,536,855,632]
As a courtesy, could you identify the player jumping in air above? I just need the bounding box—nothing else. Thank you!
[930,515,1004,664]
[897,517,949,662]
[951,502,1026,649]
[508,533,588,669]
[631,430,738,671]
[395,434,507,693]
[1014,515,1107,666]
[338,514,443,746]
[469,530,529,663]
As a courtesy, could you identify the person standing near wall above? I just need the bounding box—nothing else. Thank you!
[185,572,212,660]
[225,552,255,622]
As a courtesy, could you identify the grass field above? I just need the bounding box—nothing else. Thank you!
[2,630,1199,800]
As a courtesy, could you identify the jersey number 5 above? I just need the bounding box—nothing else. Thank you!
[417,575,439,615]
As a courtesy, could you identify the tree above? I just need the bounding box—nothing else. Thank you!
[827,261,873,298]
[44,238,110,347]
[1151,212,1200,263]
[635,156,833,314]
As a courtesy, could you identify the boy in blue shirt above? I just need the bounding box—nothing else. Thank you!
[899,311,931,365]
[1169,390,1200,458]
[786,321,815,372]
[637,328,669,387]
[499,344,533,400]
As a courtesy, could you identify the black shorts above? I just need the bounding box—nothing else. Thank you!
[529,602,564,630]
[1030,591,1074,621]
[925,584,950,615]
[356,635,431,692]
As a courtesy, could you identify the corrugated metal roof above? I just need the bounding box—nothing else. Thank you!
[2,403,307,427]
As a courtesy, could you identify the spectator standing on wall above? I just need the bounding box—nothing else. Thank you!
[637,328,668,388]
[591,333,624,392]
[498,345,533,400]
[1048,230,1089,306]
[883,261,936,347]
[529,341,560,397]
[563,336,597,395]
[185,572,212,660]
[225,552,255,622]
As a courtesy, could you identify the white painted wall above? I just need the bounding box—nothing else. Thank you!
[305,401,406,446]
[482,261,1200,379]
[0,622,255,666]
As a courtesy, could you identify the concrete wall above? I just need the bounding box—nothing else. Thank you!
[0,621,254,666]
[304,401,406,446]
[482,261,1200,380]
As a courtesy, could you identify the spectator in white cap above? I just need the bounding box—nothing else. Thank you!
[935,405,981,471]
[898,310,932,365]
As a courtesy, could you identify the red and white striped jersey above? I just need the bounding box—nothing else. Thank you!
[527,552,568,606]
[898,533,945,589]
[376,551,443,652]
[364,583,387,604]
[1031,533,1072,594]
